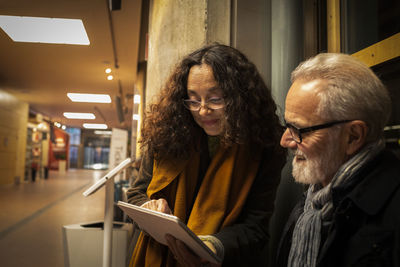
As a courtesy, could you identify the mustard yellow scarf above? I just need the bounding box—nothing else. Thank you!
[130,143,262,266]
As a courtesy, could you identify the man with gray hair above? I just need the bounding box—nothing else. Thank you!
[276,53,400,267]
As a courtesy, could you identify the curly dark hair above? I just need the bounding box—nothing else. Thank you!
[140,43,284,160]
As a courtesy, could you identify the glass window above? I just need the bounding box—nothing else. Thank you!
[66,127,81,145]
[341,0,400,54]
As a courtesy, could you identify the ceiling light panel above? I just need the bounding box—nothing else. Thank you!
[63,112,95,119]
[83,123,108,129]
[67,93,111,103]
[0,15,90,45]
[94,130,112,135]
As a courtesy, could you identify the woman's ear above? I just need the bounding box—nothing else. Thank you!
[345,120,368,155]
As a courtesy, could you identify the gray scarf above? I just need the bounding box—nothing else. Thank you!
[287,139,385,267]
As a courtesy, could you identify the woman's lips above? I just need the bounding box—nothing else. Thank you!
[202,119,219,126]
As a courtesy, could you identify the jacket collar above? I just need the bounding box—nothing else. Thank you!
[337,150,400,215]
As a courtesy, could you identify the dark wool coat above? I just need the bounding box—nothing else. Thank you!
[276,149,400,267]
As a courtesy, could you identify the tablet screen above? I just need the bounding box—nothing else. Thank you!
[117,201,222,264]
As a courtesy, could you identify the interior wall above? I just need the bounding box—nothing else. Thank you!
[231,1,305,265]
[145,0,231,106]
[133,63,146,159]
[146,0,206,105]
[206,0,231,45]
[269,0,309,265]
[0,90,28,185]
[233,0,271,88]
[271,0,304,116]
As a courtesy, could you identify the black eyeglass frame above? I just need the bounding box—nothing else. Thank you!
[284,120,353,144]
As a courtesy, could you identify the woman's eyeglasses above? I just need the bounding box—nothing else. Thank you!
[183,98,225,111]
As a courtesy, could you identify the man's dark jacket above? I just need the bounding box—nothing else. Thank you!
[276,149,400,267]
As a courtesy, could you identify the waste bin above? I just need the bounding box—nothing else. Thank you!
[62,221,133,267]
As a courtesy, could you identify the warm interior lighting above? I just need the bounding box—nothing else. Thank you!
[94,130,112,135]
[105,68,112,73]
[63,112,95,119]
[0,15,90,45]
[37,122,49,131]
[83,123,108,129]
[67,93,111,103]
[384,125,400,131]
[107,75,113,81]
[132,114,140,121]
[92,163,105,170]
[133,94,141,104]
[55,137,65,147]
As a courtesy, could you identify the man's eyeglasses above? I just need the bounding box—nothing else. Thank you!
[284,120,352,144]
[183,98,225,111]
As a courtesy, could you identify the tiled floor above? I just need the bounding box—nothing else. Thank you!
[0,169,107,267]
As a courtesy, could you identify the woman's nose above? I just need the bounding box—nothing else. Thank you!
[198,104,211,116]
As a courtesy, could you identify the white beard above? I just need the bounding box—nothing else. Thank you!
[291,134,344,186]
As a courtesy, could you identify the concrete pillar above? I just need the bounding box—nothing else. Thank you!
[145,0,231,105]
[271,0,304,117]
[232,0,271,88]
[0,90,28,185]
[269,1,305,265]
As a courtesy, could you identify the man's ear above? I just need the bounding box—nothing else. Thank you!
[345,120,368,155]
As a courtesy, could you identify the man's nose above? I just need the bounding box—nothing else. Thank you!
[280,128,297,148]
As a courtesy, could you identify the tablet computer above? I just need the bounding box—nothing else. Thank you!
[117,201,222,264]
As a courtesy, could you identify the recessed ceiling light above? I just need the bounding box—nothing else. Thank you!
[83,123,108,129]
[0,15,90,45]
[63,112,96,119]
[107,75,113,80]
[105,68,112,73]
[67,93,111,103]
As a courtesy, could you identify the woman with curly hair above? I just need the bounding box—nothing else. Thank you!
[126,43,286,267]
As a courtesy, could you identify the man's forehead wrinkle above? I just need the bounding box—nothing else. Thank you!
[284,79,328,127]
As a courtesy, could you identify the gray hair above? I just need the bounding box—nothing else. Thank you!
[291,53,391,142]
